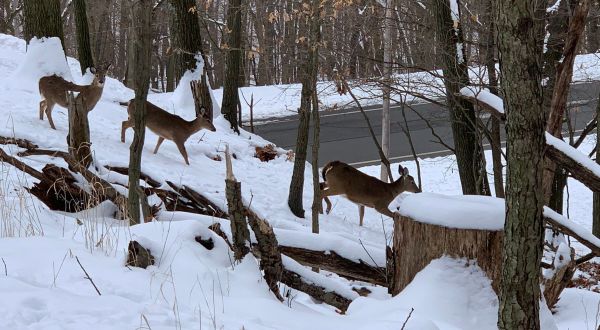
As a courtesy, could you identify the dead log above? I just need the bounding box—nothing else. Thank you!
[255,144,278,162]
[545,143,600,192]
[280,265,353,312]
[0,147,44,181]
[165,181,228,218]
[126,240,155,269]
[545,216,600,256]
[0,137,38,150]
[17,149,128,216]
[278,246,387,286]
[104,165,161,188]
[225,145,251,260]
[29,164,97,212]
[390,215,503,295]
[543,246,576,309]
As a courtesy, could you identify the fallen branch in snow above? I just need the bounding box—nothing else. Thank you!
[401,308,415,330]
[17,148,128,216]
[75,256,101,296]
[545,137,600,192]
[278,246,387,286]
[545,216,600,256]
[104,166,161,188]
[0,147,44,181]
[164,181,228,218]
[0,136,38,150]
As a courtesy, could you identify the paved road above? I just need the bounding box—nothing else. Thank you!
[252,82,600,167]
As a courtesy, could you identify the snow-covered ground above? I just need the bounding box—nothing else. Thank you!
[212,52,600,121]
[0,33,599,329]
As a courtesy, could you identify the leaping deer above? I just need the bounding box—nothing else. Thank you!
[121,100,216,165]
[320,161,421,226]
[38,64,111,129]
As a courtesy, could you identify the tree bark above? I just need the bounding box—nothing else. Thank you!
[496,0,546,328]
[225,146,250,260]
[593,90,600,237]
[390,215,503,295]
[127,0,152,225]
[287,0,320,218]
[74,0,94,73]
[380,0,392,182]
[67,92,92,168]
[168,0,205,82]
[432,0,490,196]
[311,88,320,234]
[23,0,65,49]
[221,0,242,132]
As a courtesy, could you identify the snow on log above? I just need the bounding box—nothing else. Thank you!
[459,86,505,119]
[544,207,600,255]
[545,132,600,192]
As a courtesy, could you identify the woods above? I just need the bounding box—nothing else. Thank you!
[2,0,600,328]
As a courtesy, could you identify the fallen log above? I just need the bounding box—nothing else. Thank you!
[545,140,600,192]
[104,165,161,188]
[165,181,228,218]
[279,246,387,286]
[17,148,128,216]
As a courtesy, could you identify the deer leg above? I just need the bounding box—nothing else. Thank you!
[374,205,397,220]
[175,141,190,165]
[39,100,46,120]
[45,103,56,130]
[319,187,339,214]
[121,120,132,143]
[359,205,365,226]
[153,137,165,154]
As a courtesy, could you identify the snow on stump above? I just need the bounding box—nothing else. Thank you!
[388,193,504,295]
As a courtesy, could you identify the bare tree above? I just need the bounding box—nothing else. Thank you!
[127,0,152,225]
[221,0,242,132]
[74,0,94,72]
[23,0,64,48]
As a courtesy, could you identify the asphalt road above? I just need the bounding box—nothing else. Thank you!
[252,82,600,167]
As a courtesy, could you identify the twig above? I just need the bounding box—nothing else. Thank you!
[401,308,414,330]
[75,256,101,296]
[405,103,455,153]
[1,257,6,276]
[399,94,422,189]
[575,252,595,265]
[341,78,394,182]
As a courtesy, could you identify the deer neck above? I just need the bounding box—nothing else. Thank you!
[80,83,104,111]
[188,117,205,134]
[390,177,406,195]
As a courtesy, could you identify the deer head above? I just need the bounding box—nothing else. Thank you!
[393,165,421,195]
[193,106,216,132]
[89,63,112,87]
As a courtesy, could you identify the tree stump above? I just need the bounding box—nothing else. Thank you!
[67,92,92,168]
[389,215,503,295]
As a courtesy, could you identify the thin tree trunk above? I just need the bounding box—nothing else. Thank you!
[380,0,392,182]
[594,89,600,237]
[311,91,320,234]
[288,0,320,218]
[74,0,94,73]
[484,0,504,198]
[496,0,546,328]
[221,0,242,133]
[127,0,152,225]
[432,0,490,196]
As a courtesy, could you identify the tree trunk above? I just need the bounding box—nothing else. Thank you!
[380,0,392,182]
[594,89,600,237]
[432,0,490,196]
[221,0,242,132]
[74,0,94,73]
[287,0,320,218]
[389,215,503,295]
[67,92,92,168]
[496,0,546,328]
[169,0,205,82]
[127,0,152,225]
[23,0,65,49]
[484,0,504,198]
[311,90,320,234]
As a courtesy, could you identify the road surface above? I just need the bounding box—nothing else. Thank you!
[252,82,599,167]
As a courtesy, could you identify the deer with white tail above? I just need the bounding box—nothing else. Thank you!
[38,64,111,129]
[320,161,421,226]
[121,100,216,165]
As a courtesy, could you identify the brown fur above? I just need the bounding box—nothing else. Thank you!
[121,100,216,165]
[38,65,111,129]
[320,161,421,226]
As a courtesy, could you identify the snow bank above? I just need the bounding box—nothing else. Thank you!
[393,193,505,230]
[8,37,73,91]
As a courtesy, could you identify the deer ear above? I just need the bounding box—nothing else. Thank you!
[106,63,113,71]
[398,165,408,176]
[89,67,97,74]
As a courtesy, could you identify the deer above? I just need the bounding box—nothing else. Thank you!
[121,100,216,165]
[320,161,421,226]
[38,64,112,129]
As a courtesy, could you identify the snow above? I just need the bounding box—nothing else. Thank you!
[545,132,600,178]
[0,32,599,329]
[460,86,505,114]
[544,207,600,251]
[547,0,561,13]
[392,193,505,230]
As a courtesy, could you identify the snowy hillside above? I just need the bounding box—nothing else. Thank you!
[0,34,598,329]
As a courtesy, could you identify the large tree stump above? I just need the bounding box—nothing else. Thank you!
[389,215,503,295]
[67,91,92,168]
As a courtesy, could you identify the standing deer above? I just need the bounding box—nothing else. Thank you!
[121,100,216,165]
[320,161,421,226]
[38,64,111,129]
